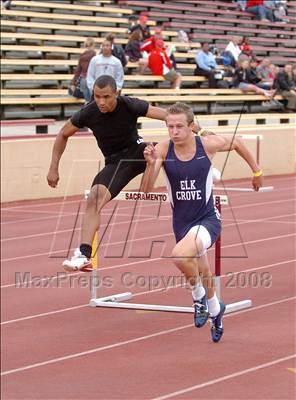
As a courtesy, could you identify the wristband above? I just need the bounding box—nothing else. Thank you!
[196,128,206,137]
[253,170,263,177]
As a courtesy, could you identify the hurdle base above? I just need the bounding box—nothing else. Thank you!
[89,292,132,307]
[90,293,252,314]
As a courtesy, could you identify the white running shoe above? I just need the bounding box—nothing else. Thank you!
[62,248,93,273]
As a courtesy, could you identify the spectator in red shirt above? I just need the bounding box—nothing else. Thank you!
[148,39,182,89]
[141,27,177,70]
[140,27,163,54]
[246,0,274,21]
[240,36,254,58]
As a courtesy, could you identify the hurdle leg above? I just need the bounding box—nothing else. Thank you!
[89,191,252,314]
[215,196,222,301]
[89,230,132,307]
[90,232,98,301]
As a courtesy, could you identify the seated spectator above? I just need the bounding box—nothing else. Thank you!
[141,27,177,70]
[264,0,289,22]
[194,42,221,88]
[148,39,182,89]
[245,0,274,21]
[269,63,280,79]
[225,36,242,66]
[178,30,189,43]
[86,39,124,95]
[232,58,273,98]
[127,15,138,34]
[125,30,148,74]
[1,0,11,9]
[256,58,274,89]
[129,15,151,41]
[105,33,127,68]
[272,64,296,112]
[240,36,254,58]
[248,58,262,85]
[236,0,247,11]
[70,37,96,102]
[140,27,163,55]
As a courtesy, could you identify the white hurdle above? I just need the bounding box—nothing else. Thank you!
[84,187,275,315]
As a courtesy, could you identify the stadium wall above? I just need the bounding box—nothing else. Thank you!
[1,128,295,202]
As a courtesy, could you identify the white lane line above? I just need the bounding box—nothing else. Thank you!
[0,213,158,242]
[0,196,292,227]
[152,354,296,400]
[2,210,294,243]
[1,305,88,325]
[1,296,295,377]
[1,180,294,212]
[2,259,295,323]
[1,229,295,264]
[0,201,162,226]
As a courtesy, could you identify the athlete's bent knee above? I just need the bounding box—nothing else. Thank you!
[87,185,110,211]
[171,246,192,268]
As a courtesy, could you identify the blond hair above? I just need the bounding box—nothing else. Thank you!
[84,37,95,48]
[167,102,194,125]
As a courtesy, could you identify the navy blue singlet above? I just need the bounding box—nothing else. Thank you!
[163,136,221,243]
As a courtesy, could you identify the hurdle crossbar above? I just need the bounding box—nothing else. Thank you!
[88,190,253,315]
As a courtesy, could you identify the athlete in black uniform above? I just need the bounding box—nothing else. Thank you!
[47,75,173,271]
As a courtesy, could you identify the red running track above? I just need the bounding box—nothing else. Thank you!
[1,175,296,399]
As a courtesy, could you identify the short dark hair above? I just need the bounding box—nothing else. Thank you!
[94,75,117,92]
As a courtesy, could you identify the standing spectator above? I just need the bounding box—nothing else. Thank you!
[125,30,148,74]
[70,37,96,102]
[86,39,124,95]
[195,42,220,88]
[129,15,151,41]
[105,33,127,68]
[232,58,273,98]
[245,0,274,21]
[225,36,242,66]
[148,39,182,89]
[272,64,296,112]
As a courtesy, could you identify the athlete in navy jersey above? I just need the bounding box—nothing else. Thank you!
[141,102,263,342]
[164,135,221,244]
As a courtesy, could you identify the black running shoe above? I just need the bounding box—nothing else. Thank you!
[193,294,209,328]
[210,302,226,343]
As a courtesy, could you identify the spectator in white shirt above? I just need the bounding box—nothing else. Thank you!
[87,39,124,95]
[225,36,242,66]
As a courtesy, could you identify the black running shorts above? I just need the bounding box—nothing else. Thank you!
[91,142,147,199]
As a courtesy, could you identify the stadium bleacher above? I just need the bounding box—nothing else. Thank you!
[0,0,295,119]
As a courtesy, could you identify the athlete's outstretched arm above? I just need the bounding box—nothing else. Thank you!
[146,105,167,121]
[140,142,167,193]
[202,135,263,191]
[47,120,79,188]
